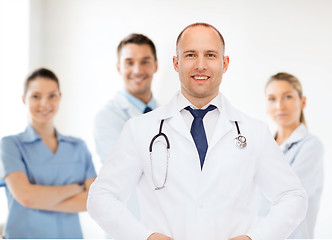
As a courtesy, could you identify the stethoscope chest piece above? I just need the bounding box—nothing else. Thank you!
[234,135,247,149]
[234,121,247,149]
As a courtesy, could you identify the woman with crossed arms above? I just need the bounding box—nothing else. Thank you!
[0,68,96,238]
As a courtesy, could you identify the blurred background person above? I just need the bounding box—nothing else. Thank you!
[93,33,159,222]
[0,68,96,239]
[94,33,158,164]
[257,72,324,238]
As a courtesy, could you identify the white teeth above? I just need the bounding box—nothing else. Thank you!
[193,76,208,80]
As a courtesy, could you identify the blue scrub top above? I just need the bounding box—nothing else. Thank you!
[0,125,97,239]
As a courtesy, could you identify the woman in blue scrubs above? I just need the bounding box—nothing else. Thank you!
[0,68,96,238]
[258,72,324,238]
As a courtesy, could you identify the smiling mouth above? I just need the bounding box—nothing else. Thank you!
[192,75,209,80]
[38,111,53,116]
[276,113,288,118]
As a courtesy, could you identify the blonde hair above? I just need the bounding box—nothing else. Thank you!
[266,72,306,125]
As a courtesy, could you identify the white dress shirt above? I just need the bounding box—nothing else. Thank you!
[178,92,221,145]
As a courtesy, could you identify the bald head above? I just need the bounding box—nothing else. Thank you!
[176,23,225,56]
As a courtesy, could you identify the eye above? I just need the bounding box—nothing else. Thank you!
[142,60,150,65]
[49,94,57,99]
[207,53,216,58]
[285,95,293,99]
[267,97,275,102]
[32,94,40,99]
[125,61,134,66]
[185,53,195,58]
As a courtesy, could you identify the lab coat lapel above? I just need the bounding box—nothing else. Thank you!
[168,112,193,142]
[160,94,193,143]
[208,95,241,150]
[208,113,233,150]
[114,92,141,118]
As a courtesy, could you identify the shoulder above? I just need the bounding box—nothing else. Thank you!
[1,132,25,148]
[96,94,130,119]
[1,135,17,147]
[57,132,86,147]
[222,95,267,129]
[301,132,324,152]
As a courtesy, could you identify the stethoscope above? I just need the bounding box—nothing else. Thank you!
[149,119,247,190]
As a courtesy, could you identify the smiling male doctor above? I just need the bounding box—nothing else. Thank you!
[88,23,307,240]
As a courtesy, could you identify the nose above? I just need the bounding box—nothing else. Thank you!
[275,99,284,109]
[194,56,207,71]
[40,97,50,107]
[133,63,143,75]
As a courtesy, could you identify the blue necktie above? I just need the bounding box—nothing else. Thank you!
[143,106,152,113]
[185,105,216,169]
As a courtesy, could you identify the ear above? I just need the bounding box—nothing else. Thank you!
[173,56,179,72]
[154,60,158,73]
[116,62,121,73]
[223,56,230,73]
[22,96,26,105]
[301,96,306,110]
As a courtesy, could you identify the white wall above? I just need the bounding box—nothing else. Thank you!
[1,0,331,238]
[0,0,30,229]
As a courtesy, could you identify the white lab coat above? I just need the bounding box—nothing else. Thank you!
[88,92,307,240]
[257,124,324,238]
[94,92,143,163]
[94,91,156,221]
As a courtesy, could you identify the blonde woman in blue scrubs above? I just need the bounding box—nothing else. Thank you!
[258,72,324,238]
[0,68,96,238]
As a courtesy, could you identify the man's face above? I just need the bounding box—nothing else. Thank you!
[173,26,229,105]
[117,43,158,99]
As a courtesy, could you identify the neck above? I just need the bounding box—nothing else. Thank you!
[275,122,300,145]
[181,90,218,109]
[130,91,152,104]
[30,121,56,139]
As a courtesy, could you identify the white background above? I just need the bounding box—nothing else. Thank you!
[1,0,331,238]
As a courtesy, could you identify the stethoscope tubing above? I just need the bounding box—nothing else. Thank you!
[149,119,247,190]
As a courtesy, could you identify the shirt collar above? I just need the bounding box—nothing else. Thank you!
[160,91,241,121]
[20,125,41,143]
[122,90,156,113]
[177,91,222,112]
[19,125,75,143]
[279,123,308,151]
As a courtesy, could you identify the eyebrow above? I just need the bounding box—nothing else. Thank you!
[30,90,58,94]
[182,50,220,54]
[267,91,295,96]
[124,56,153,61]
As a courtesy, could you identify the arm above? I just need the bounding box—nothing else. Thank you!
[5,171,83,209]
[88,119,154,240]
[290,137,324,197]
[47,177,95,212]
[230,236,251,240]
[247,125,308,240]
[147,233,174,240]
[94,106,127,163]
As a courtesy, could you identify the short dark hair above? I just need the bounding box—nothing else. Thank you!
[176,23,225,55]
[23,68,60,97]
[117,33,157,61]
